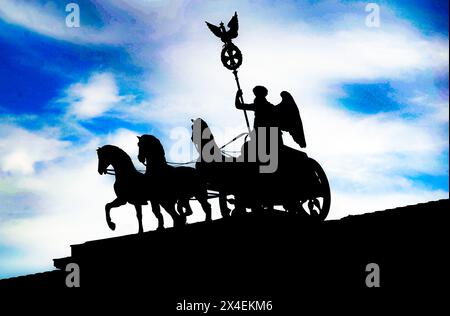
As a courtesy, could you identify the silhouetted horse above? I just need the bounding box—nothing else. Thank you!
[137,135,212,223]
[190,118,331,220]
[190,118,252,216]
[97,145,183,233]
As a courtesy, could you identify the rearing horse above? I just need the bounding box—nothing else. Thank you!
[137,135,212,223]
[97,145,183,233]
[190,118,249,216]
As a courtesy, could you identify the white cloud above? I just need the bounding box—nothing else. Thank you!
[408,93,449,123]
[0,0,448,277]
[0,0,191,46]
[0,125,68,175]
[63,73,124,119]
[104,128,144,168]
[0,123,221,276]
[0,128,161,276]
[117,1,448,218]
[0,0,122,44]
[120,12,448,124]
[329,189,448,220]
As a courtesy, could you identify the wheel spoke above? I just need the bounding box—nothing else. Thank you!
[221,44,242,70]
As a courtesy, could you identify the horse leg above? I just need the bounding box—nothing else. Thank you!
[162,200,186,227]
[232,196,247,216]
[196,192,212,222]
[178,199,193,216]
[176,202,184,216]
[151,200,165,231]
[184,202,193,216]
[219,193,231,218]
[105,198,126,230]
[134,204,144,234]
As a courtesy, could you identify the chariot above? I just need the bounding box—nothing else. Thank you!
[190,118,331,221]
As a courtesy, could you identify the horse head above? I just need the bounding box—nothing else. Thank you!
[97,145,112,175]
[97,145,135,176]
[137,135,166,166]
[191,118,216,153]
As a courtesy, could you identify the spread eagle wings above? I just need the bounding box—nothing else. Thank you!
[205,12,239,41]
[205,21,223,38]
[227,12,239,39]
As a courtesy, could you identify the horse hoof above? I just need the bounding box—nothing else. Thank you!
[108,221,116,231]
[156,226,165,231]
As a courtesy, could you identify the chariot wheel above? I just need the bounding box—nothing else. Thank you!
[221,43,243,70]
[283,158,331,221]
[302,158,331,221]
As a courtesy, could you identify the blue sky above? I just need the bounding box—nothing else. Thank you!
[0,0,448,278]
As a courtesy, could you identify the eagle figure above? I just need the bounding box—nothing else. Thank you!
[205,12,239,44]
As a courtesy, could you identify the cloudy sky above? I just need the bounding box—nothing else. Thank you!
[0,0,448,278]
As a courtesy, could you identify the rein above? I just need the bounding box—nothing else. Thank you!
[219,132,248,149]
[104,132,247,176]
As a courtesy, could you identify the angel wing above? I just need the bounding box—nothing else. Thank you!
[205,21,223,38]
[227,12,239,39]
[278,91,306,148]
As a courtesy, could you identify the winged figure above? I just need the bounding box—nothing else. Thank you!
[278,91,307,148]
[205,12,239,44]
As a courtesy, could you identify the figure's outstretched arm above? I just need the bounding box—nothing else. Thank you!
[235,89,255,111]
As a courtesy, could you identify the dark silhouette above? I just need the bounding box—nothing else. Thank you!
[235,86,279,131]
[235,87,307,149]
[97,145,183,233]
[235,86,283,161]
[137,134,212,223]
[2,14,446,315]
[2,199,448,314]
[206,12,243,76]
[191,118,248,217]
[206,11,238,44]
[191,118,331,220]
[93,11,327,232]
[205,12,328,220]
[278,91,307,148]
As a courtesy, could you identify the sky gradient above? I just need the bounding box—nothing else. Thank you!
[0,0,448,278]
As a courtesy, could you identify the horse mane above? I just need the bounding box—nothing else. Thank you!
[191,118,216,145]
[140,135,167,163]
[191,118,221,159]
[99,145,137,172]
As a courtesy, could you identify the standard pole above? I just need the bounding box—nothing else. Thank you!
[232,70,251,133]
